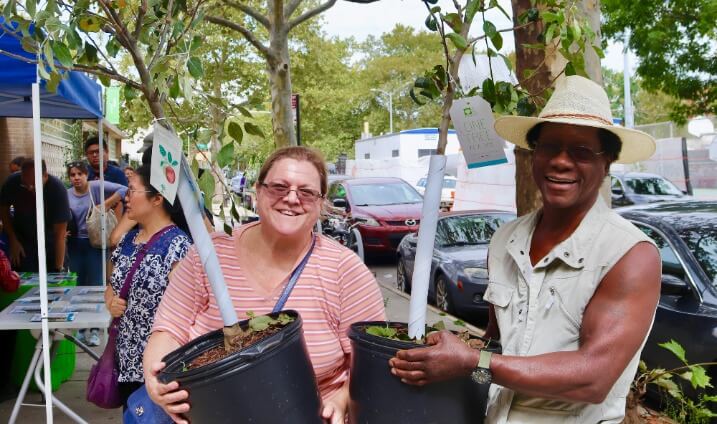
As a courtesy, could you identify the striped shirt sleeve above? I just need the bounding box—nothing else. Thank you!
[153,246,208,344]
[337,250,386,354]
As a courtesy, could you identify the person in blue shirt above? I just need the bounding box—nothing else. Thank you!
[85,136,129,186]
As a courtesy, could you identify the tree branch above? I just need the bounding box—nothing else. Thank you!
[284,0,302,19]
[225,0,270,29]
[288,0,337,31]
[96,0,135,47]
[205,15,271,59]
[134,0,148,41]
[148,0,175,71]
[0,48,143,91]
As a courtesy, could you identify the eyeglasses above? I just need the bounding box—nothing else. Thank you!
[533,143,605,163]
[260,182,323,202]
[127,188,154,197]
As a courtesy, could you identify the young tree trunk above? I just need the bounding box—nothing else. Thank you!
[267,46,297,149]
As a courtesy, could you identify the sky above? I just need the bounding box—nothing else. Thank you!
[322,0,635,73]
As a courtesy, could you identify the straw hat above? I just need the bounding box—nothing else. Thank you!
[493,75,655,164]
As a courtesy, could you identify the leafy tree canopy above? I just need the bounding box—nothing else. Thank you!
[601,0,717,124]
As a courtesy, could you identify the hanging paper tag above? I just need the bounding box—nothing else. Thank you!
[151,123,183,205]
[449,95,508,169]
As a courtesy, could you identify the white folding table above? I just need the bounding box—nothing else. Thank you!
[0,286,111,424]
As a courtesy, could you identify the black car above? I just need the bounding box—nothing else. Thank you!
[396,210,515,317]
[611,172,688,208]
[618,201,717,394]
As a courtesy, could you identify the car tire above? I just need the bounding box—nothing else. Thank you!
[435,274,454,314]
[396,260,411,294]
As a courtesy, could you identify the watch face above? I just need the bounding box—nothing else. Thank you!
[471,368,492,385]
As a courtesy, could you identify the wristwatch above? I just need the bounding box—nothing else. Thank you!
[471,350,493,384]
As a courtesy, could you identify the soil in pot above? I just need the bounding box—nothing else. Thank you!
[159,310,322,424]
[349,321,499,424]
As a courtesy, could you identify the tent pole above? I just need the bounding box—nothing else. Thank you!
[98,118,107,289]
[32,81,54,423]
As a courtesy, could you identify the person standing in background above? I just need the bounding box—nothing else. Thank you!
[8,156,24,175]
[67,161,127,346]
[0,159,70,272]
[85,136,128,186]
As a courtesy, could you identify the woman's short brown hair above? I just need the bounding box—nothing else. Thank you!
[258,146,328,196]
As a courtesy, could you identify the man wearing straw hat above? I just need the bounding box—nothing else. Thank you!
[390,75,661,423]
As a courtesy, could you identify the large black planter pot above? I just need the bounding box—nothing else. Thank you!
[159,310,322,424]
[349,321,499,424]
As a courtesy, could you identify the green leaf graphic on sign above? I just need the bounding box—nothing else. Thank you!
[168,152,173,163]
[159,145,166,156]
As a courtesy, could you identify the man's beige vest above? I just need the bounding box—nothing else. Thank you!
[484,198,656,423]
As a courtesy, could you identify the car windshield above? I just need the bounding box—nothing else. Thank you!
[438,214,512,247]
[679,225,717,289]
[625,177,683,196]
[350,182,423,206]
[443,179,457,188]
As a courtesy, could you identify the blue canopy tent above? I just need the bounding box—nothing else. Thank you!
[0,20,105,424]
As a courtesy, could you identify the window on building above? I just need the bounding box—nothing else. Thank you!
[392,149,399,157]
[418,149,437,158]
[364,153,370,159]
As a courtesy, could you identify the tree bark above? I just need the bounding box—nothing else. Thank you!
[511,0,549,217]
[267,46,296,148]
[268,0,297,148]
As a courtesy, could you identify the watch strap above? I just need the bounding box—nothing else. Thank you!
[478,350,492,370]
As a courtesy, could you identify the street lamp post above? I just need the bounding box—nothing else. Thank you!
[371,88,393,134]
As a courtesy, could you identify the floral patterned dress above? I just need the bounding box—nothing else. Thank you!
[110,225,190,382]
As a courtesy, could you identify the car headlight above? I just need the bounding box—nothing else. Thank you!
[354,216,381,227]
[463,267,488,280]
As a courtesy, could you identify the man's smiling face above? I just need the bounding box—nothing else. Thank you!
[531,123,610,211]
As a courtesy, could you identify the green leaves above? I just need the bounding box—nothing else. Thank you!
[187,57,203,78]
[446,33,468,51]
[78,16,101,32]
[227,121,243,143]
[197,169,215,210]
[217,142,234,168]
[425,15,438,32]
[248,313,295,332]
[483,21,503,50]
[244,122,265,138]
[366,325,398,339]
[465,0,482,23]
[659,339,687,364]
[442,13,462,33]
[51,41,73,68]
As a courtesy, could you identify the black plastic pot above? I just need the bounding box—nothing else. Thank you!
[349,321,499,424]
[159,310,322,424]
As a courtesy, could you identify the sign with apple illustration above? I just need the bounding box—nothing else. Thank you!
[150,123,183,205]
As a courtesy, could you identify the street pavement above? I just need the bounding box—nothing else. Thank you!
[0,258,483,423]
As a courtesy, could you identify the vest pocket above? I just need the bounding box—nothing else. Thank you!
[484,282,513,307]
[484,282,515,330]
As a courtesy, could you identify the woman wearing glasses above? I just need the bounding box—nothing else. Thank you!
[104,164,191,408]
[66,161,127,346]
[144,146,386,424]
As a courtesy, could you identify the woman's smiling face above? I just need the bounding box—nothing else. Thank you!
[256,158,323,239]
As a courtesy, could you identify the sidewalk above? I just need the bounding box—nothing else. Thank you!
[0,280,482,423]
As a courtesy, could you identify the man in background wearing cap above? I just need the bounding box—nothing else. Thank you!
[390,75,661,423]
[85,135,128,186]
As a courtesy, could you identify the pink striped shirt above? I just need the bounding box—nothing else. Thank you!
[152,222,386,400]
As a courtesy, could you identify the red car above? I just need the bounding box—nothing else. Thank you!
[324,177,423,255]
